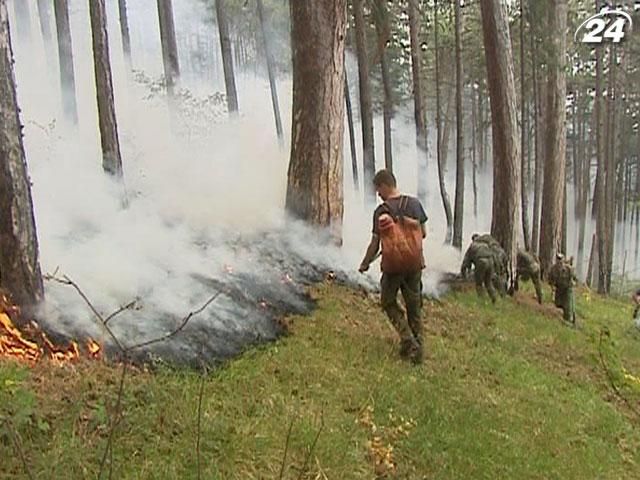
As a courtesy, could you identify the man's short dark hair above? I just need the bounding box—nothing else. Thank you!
[373,169,397,188]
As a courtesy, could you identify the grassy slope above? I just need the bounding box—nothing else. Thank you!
[1,282,640,479]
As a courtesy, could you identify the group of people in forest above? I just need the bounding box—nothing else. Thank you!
[358,170,578,364]
[460,233,577,324]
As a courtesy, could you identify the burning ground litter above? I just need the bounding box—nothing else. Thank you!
[13,228,390,368]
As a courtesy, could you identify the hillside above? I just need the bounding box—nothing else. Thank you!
[2,281,640,479]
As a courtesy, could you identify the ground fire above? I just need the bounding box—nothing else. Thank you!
[0,292,101,364]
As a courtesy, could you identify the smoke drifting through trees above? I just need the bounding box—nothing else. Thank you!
[3,0,640,356]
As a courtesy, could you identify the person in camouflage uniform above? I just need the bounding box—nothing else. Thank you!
[547,253,577,324]
[515,249,543,304]
[473,233,508,296]
[461,237,498,303]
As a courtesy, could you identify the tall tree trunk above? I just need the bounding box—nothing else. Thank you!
[353,0,375,204]
[576,109,593,280]
[157,0,179,94]
[345,73,359,191]
[257,0,283,143]
[480,0,521,282]
[118,0,132,68]
[286,0,345,243]
[452,0,465,250]
[0,0,44,306]
[594,0,607,293]
[89,0,123,177]
[11,0,30,42]
[478,91,485,171]
[538,0,567,275]
[435,0,453,244]
[408,0,428,203]
[573,91,582,217]
[53,0,78,124]
[216,0,238,113]
[374,0,393,171]
[604,45,617,291]
[472,85,478,218]
[530,3,541,255]
[380,51,393,171]
[587,233,597,288]
[519,0,530,251]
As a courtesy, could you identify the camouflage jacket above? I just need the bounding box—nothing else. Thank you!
[517,250,540,276]
[461,241,496,273]
[548,260,576,290]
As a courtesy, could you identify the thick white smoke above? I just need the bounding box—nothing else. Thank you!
[16,0,610,360]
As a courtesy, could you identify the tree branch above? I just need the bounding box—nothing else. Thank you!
[125,291,221,352]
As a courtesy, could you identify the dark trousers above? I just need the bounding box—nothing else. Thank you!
[380,271,423,344]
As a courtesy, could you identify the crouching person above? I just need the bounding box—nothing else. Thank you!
[359,170,428,365]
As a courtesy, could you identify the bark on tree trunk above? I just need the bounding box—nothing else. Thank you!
[0,0,44,307]
[157,0,180,94]
[408,0,428,203]
[118,0,132,68]
[353,0,375,204]
[435,0,453,244]
[452,0,465,250]
[480,0,521,282]
[89,0,123,178]
[286,0,345,244]
[257,0,283,143]
[53,0,78,124]
[538,0,567,276]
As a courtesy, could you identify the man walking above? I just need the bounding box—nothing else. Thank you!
[548,253,577,324]
[359,170,428,364]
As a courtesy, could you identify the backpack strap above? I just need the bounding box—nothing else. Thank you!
[380,196,407,221]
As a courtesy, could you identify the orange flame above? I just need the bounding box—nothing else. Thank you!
[0,294,102,364]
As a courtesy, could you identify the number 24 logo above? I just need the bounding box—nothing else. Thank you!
[574,9,633,44]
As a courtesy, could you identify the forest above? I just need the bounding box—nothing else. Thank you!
[1,0,640,478]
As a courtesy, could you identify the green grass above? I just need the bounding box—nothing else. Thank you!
[2,281,640,479]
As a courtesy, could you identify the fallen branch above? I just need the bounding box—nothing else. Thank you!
[598,328,640,422]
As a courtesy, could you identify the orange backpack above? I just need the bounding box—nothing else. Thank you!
[378,196,425,274]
